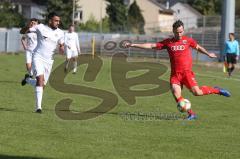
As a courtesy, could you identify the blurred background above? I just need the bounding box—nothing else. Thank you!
[0,0,239,62]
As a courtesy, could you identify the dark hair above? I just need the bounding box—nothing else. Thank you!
[47,12,60,20]
[172,20,184,30]
[30,18,39,23]
[229,33,235,37]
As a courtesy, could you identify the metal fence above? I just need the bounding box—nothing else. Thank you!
[0,28,22,53]
[1,16,240,62]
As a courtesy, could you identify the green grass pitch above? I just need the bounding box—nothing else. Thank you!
[0,54,240,159]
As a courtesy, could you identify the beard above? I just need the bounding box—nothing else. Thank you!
[50,26,58,30]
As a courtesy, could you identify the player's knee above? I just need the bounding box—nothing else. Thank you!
[36,76,44,86]
[191,89,202,96]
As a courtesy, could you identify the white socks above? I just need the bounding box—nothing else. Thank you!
[65,60,77,73]
[26,77,36,87]
[73,61,77,73]
[35,86,43,110]
[28,69,33,77]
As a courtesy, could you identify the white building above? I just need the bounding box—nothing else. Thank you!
[170,2,202,30]
[75,0,108,23]
[4,0,46,20]
[75,0,175,34]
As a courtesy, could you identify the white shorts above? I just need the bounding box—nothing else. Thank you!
[66,49,78,59]
[25,50,33,64]
[32,56,54,85]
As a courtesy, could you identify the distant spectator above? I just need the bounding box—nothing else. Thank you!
[224,33,239,77]
[64,24,81,74]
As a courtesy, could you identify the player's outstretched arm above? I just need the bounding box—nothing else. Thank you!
[124,42,157,49]
[196,44,217,58]
[236,41,239,60]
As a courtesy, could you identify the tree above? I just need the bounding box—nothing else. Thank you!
[78,15,99,32]
[236,0,240,15]
[101,17,110,33]
[187,0,222,15]
[0,2,25,28]
[77,15,109,33]
[44,0,74,29]
[32,0,48,5]
[127,0,145,34]
[106,0,127,32]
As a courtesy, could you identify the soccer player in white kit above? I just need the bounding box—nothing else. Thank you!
[20,18,39,79]
[20,12,64,113]
[64,24,81,74]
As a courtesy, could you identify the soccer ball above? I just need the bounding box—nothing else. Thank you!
[177,99,191,112]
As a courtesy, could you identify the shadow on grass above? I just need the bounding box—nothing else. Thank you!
[0,108,16,112]
[0,107,38,114]
[0,154,51,159]
[0,80,19,84]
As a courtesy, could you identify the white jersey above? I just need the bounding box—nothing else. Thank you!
[24,32,38,51]
[30,24,64,61]
[64,32,80,52]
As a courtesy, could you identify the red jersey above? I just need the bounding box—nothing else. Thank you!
[156,36,197,73]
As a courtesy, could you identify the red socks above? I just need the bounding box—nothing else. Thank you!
[187,109,195,115]
[177,96,184,102]
[200,86,220,95]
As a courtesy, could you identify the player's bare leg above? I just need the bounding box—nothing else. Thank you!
[21,63,33,86]
[26,63,33,76]
[35,75,44,113]
[228,62,235,77]
[231,63,235,75]
[227,63,233,77]
[191,85,231,97]
[64,58,71,73]
[72,56,78,74]
[190,86,204,96]
[171,84,182,102]
[171,84,196,120]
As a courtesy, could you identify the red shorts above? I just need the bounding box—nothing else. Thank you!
[170,71,198,89]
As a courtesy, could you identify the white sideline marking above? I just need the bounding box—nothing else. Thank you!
[195,73,240,82]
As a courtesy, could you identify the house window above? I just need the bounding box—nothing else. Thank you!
[177,9,180,14]
[74,10,83,22]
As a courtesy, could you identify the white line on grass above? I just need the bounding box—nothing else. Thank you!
[195,73,240,82]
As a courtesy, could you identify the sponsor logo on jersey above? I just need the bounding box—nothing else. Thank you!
[171,45,185,51]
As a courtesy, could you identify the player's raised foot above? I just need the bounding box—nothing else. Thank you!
[214,87,231,97]
[21,74,30,86]
[35,109,42,114]
[187,114,197,120]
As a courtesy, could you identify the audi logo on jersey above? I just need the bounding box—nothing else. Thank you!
[171,45,185,51]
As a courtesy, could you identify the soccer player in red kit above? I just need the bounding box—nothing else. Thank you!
[124,20,231,120]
